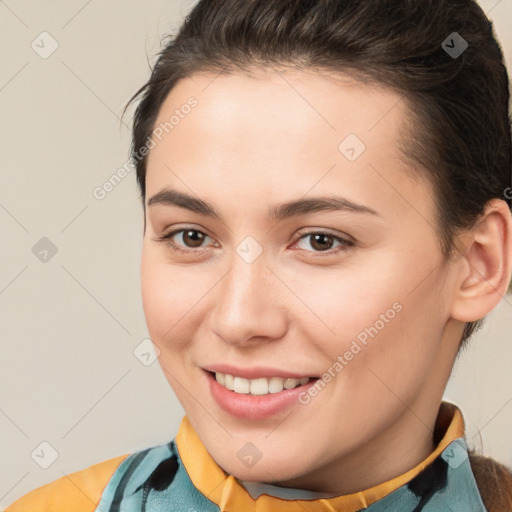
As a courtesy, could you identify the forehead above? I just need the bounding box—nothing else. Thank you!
[145,67,433,224]
[150,67,409,152]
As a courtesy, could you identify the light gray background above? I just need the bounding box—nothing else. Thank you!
[1,0,511,506]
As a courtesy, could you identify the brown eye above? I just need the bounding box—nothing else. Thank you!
[294,230,354,255]
[180,230,206,248]
[155,228,214,254]
[308,233,336,251]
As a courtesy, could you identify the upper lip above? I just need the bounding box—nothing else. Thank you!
[202,364,318,380]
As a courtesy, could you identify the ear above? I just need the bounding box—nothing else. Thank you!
[449,199,512,323]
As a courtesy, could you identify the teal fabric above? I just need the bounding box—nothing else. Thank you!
[94,436,487,511]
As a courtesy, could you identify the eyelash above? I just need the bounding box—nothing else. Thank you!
[154,227,354,257]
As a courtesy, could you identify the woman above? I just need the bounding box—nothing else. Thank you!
[5,0,512,510]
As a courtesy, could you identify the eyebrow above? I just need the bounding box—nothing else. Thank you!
[147,187,380,221]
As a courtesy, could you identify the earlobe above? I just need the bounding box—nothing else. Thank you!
[450,199,512,323]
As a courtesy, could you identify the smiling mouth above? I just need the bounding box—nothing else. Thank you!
[208,370,318,396]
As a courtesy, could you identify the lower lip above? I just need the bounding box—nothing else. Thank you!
[205,371,318,421]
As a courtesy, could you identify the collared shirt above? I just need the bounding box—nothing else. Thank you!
[4,401,488,511]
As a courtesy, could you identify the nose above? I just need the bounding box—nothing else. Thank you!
[210,251,288,348]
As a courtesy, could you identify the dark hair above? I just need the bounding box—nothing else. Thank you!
[469,451,512,510]
[122,2,512,505]
[123,0,512,348]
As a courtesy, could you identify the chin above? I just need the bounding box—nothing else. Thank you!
[217,451,307,483]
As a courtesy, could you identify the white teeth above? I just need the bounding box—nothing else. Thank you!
[233,377,250,394]
[214,372,311,395]
[284,378,299,389]
[224,373,234,390]
[250,378,269,395]
[268,377,285,393]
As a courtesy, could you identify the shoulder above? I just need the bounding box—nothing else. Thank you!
[3,453,130,512]
[3,439,212,512]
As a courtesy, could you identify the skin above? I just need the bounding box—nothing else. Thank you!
[140,67,512,494]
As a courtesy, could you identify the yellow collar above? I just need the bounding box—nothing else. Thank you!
[175,401,465,512]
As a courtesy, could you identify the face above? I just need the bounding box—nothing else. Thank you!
[140,68,464,494]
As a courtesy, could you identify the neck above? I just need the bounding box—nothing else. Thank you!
[271,400,439,495]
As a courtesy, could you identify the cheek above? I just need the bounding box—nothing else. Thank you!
[330,278,444,412]
[140,245,195,349]
[292,258,443,391]
[283,260,400,343]
[140,248,199,398]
